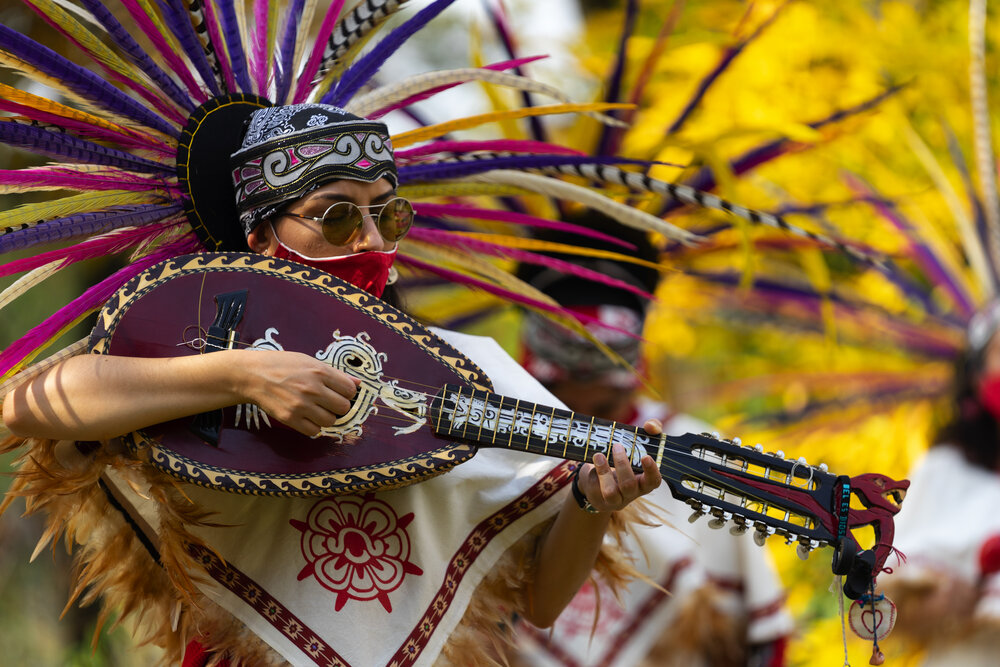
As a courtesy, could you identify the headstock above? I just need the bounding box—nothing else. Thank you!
[657,431,908,599]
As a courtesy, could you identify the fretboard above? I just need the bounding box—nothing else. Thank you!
[430,383,664,468]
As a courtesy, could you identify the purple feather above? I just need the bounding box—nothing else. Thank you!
[413,203,636,248]
[0,221,185,279]
[78,0,197,111]
[0,120,172,172]
[0,167,180,193]
[0,24,180,138]
[118,0,209,101]
[397,154,654,183]
[0,121,172,174]
[0,204,185,256]
[250,0,270,95]
[0,99,171,154]
[327,0,458,106]
[156,0,223,97]
[658,84,904,217]
[274,0,306,103]
[480,4,547,143]
[215,0,254,93]
[406,227,655,301]
[844,172,976,319]
[667,5,786,135]
[594,0,638,158]
[0,235,200,378]
[293,0,347,104]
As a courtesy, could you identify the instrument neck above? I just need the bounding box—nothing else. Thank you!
[429,383,659,467]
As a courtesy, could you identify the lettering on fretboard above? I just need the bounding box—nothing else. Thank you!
[431,384,652,466]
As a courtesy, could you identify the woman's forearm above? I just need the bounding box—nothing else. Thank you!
[2,352,250,441]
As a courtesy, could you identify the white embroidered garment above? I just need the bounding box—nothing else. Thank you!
[105,329,568,666]
[516,400,792,667]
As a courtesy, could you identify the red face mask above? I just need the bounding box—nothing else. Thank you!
[978,372,1000,421]
[272,241,397,298]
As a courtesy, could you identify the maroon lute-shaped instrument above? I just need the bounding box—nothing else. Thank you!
[90,252,908,599]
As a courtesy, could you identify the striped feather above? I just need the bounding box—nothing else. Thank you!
[0,236,199,381]
[399,152,655,183]
[390,103,633,148]
[346,67,604,121]
[0,23,180,138]
[1,191,174,236]
[0,82,170,152]
[463,170,700,244]
[0,204,184,256]
[329,0,458,106]
[23,0,188,124]
[396,139,585,161]
[215,0,254,92]
[274,0,307,103]
[352,56,549,120]
[292,0,348,103]
[157,0,222,97]
[0,262,62,312]
[0,223,183,279]
[314,0,405,84]
[970,0,1000,286]
[0,338,89,405]
[0,120,171,174]
[541,162,890,269]
[182,0,226,93]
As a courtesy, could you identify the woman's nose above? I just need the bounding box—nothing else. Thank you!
[351,211,384,251]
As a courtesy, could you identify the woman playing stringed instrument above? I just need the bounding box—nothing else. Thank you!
[2,104,664,666]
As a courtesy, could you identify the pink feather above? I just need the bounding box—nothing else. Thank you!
[406,227,655,302]
[0,222,186,279]
[118,0,208,103]
[0,167,179,193]
[396,139,585,160]
[0,235,200,377]
[250,0,271,95]
[367,56,548,118]
[200,0,238,93]
[412,203,636,248]
[292,0,347,104]
[397,253,643,340]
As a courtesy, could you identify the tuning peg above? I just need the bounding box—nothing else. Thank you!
[797,543,811,560]
[711,431,720,440]
[732,437,742,446]
[754,444,763,452]
[775,450,785,459]
[729,518,749,536]
[753,524,776,547]
[818,463,829,473]
[688,503,706,523]
[708,510,732,529]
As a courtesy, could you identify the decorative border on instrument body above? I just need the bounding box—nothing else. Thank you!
[90,252,491,496]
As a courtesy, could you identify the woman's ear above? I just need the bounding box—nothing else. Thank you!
[247,222,273,254]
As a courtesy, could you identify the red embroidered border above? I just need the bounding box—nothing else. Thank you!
[189,461,573,667]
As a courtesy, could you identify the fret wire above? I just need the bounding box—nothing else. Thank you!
[627,423,637,463]
[546,406,559,458]
[566,411,576,461]
[434,386,446,434]
[459,386,471,440]
[527,402,538,453]
[474,389,486,444]
[605,422,617,463]
[494,395,508,446]
[655,432,666,468]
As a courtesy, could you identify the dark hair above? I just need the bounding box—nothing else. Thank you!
[514,209,660,315]
[935,345,1000,469]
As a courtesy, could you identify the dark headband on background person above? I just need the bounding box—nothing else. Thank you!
[230,104,398,235]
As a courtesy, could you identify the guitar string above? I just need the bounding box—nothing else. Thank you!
[287,384,824,535]
[186,337,828,532]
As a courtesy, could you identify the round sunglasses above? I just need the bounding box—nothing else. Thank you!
[280,197,414,246]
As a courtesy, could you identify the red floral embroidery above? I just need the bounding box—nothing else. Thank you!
[290,494,423,613]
